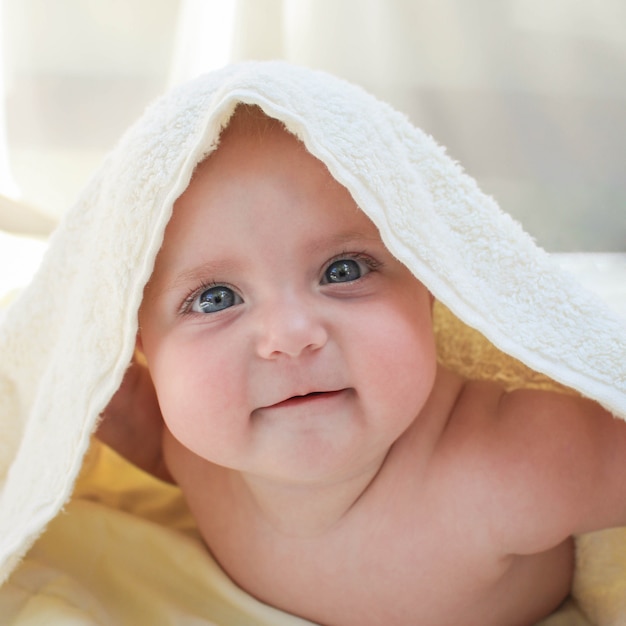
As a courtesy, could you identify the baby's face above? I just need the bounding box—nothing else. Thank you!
[138,111,438,486]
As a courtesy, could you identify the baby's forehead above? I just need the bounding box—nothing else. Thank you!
[170,102,365,221]
[144,107,391,296]
[186,104,329,194]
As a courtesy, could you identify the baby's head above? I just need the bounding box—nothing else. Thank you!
[137,105,438,487]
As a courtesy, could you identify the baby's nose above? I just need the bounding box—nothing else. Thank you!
[255,296,328,359]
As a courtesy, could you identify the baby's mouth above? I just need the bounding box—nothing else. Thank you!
[268,389,347,410]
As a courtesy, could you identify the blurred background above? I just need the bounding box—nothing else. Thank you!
[0,0,624,251]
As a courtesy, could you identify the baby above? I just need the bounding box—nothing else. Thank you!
[98,104,626,626]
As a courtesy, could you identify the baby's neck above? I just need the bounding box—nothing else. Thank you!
[233,457,388,537]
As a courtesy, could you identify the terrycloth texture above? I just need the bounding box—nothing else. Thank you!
[0,61,625,622]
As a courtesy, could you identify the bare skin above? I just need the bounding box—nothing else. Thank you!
[98,108,626,626]
[165,368,585,626]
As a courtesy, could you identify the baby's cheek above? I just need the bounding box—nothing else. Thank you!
[361,305,436,401]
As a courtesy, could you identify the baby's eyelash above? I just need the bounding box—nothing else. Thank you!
[327,250,382,271]
[179,280,221,315]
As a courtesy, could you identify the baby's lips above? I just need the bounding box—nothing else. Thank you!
[261,388,349,410]
[259,387,345,410]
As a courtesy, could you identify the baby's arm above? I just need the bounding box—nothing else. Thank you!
[474,387,626,556]
[96,356,173,482]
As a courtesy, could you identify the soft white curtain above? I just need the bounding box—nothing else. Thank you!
[1,0,624,251]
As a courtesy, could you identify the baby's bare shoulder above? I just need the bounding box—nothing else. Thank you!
[442,380,626,555]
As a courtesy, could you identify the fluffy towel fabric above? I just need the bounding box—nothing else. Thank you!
[0,61,625,621]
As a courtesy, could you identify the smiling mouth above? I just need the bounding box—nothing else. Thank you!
[269,389,347,410]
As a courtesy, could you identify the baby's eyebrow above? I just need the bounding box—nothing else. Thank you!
[163,259,241,294]
[304,230,382,254]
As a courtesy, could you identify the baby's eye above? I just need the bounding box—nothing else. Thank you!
[322,258,369,284]
[190,285,241,314]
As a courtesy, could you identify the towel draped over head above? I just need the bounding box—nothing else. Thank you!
[1,60,625,589]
